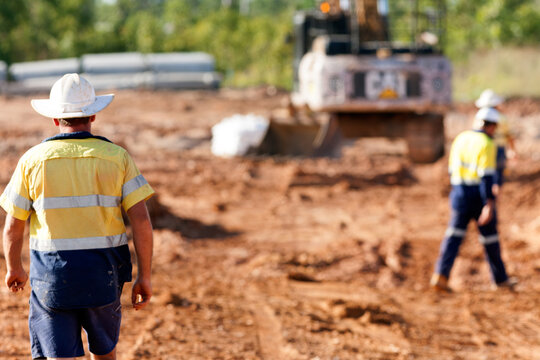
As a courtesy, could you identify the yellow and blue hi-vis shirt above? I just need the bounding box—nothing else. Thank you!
[0,131,154,309]
[493,114,512,148]
[448,130,496,211]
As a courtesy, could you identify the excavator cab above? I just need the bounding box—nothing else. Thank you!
[258,0,451,163]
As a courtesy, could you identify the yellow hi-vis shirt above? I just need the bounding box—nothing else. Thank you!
[449,130,496,186]
[493,114,512,147]
[473,112,512,148]
[0,136,154,252]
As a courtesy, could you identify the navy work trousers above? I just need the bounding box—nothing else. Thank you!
[434,202,508,284]
[495,146,507,186]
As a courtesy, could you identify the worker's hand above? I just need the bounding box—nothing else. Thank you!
[492,184,500,197]
[132,277,152,310]
[478,201,495,226]
[5,268,28,293]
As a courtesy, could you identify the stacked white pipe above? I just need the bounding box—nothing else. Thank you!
[3,52,221,94]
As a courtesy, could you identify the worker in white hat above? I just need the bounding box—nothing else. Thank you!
[431,107,516,292]
[474,89,517,196]
[0,73,154,360]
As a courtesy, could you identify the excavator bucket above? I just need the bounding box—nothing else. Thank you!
[254,110,342,157]
[253,109,445,163]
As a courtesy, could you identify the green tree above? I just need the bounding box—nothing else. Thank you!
[446,0,540,59]
[123,10,165,52]
[0,1,28,64]
[0,0,99,62]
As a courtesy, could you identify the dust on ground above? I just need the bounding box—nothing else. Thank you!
[0,89,539,359]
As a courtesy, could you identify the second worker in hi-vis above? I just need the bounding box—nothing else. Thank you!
[430,107,516,293]
[0,73,154,360]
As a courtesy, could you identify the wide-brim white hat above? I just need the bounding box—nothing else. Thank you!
[31,73,114,118]
[475,89,504,108]
[475,107,500,124]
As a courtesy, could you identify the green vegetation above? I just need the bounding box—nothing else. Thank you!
[453,47,540,101]
[1,0,539,96]
[445,0,540,100]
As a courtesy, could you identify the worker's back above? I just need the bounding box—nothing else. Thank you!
[448,130,496,210]
[2,133,153,309]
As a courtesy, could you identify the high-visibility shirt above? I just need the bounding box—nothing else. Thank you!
[472,111,512,148]
[448,130,496,210]
[493,114,512,147]
[0,131,154,309]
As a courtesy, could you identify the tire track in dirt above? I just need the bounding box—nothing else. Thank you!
[463,304,501,352]
[246,286,300,360]
[463,298,540,359]
[123,316,164,360]
[286,281,413,357]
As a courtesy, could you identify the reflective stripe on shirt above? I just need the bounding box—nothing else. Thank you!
[3,184,33,211]
[122,174,148,199]
[477,168,496,177]
[450,178,481,186]
[450,160,497,174]
[30,233,128,252]
[451,160,478,173]
[33,194,121,212]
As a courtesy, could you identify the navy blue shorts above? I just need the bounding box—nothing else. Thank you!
[29,289,122,359]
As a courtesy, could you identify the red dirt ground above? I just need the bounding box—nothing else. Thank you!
[0,89,539,359]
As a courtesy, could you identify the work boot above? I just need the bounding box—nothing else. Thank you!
[430,273,451,292]
[493,276,518,291]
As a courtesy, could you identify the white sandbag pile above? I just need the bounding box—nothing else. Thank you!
[211,114,269,157]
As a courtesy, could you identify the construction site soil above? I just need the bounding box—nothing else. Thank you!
[1,89,540,359]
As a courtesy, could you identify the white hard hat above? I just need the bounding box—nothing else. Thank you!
[474,107,500,125]
[31,73,114,118]
[475,89,504,108]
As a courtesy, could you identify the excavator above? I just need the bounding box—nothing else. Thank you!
[256,0,452,163]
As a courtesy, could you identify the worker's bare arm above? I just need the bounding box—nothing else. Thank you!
[507,136,517,160]
[2,214,28,292]
[478,199,495,226]
[126,200,153,310]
